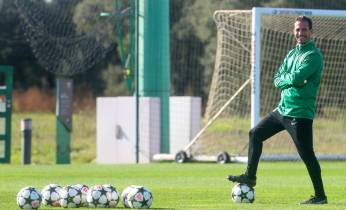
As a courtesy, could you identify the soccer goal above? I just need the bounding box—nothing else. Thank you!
[203,7,346,161]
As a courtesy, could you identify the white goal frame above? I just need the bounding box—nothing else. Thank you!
[251,7,346,127]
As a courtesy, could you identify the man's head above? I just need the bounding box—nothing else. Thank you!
[294,16,313,44]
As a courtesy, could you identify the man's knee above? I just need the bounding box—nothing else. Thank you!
[249,127,261,143]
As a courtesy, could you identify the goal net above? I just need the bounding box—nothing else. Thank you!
[14,0,116,76]
[199,8,346,160]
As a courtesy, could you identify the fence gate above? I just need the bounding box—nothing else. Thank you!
[0,65,13,163]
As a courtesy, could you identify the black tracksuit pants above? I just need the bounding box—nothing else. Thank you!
[245,110,326,198]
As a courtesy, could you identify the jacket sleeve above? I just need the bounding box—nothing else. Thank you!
[274,52,322,89]
[274,55,291,89]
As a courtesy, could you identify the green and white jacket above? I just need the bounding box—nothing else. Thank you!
[273,40,323,120]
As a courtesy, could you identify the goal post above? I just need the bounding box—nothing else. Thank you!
[202,7,346,160]
[251,8,260,128]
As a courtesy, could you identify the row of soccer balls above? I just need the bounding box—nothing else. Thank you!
[16,184,153,209]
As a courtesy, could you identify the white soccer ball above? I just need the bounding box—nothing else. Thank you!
[16,186,42,209]
[41,184,62,207]
[86,184,109,208]
[102,184,120,208]
[59,185,82,208]
[127,186,153,209]
[121,185,141,208]
[72,184,89,207]
[231,183,255,203]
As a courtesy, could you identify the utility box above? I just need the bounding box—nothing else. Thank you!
[96,97,160,164]
[169,97,201,154]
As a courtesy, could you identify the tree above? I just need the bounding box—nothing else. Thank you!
[0,0,55,90]
[73,0,134,96]
[170,0,256,107]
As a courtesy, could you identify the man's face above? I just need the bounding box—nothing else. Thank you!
[294,20,312,44]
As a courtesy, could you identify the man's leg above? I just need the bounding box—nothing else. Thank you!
[246,110,285,178]
[228,110,284,186]
[285,117,327,204]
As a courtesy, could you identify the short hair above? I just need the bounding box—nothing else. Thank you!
[295,16,312,29]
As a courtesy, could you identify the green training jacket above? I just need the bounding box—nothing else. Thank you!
[273,40,323,120]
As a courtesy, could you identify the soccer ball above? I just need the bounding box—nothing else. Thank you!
[231,183,255,203]
[103,184,120,208]
[72,184,89,207]
[16,186,42,209]
[87,184,109,208]
[127,186,153,209]
[121,185,141,208]
[41,184,62,207]
[59,185,82,208]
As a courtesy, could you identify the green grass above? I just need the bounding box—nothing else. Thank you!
[11,112,96,164]
[0,162,345,210]
[4,113,346,209]
[8,113,346,164]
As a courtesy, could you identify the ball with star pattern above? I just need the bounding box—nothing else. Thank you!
[41,184,62,207]
[121,185,141,208]
[231,183,255,203]
[87,184,110,208]
[72,184,89,207]
[127,186,153,209]
[16,186,42,209]
[102,184,120,208]
[59,185,83,208]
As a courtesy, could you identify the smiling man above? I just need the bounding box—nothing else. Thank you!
[295,16,312,44]
[227,16,327,205]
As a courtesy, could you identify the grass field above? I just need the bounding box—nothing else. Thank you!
[9,113,346,164]
[1,162,345,210]
[4,113,346,209]
[11,112,96,164]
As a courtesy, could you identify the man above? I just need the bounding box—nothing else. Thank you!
[227,16,327,204]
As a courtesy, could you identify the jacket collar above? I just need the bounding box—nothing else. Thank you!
[296,40,314,51]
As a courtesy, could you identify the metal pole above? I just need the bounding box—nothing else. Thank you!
[139,0,170,153]
[21,119,32,164]
[135,0,140,163]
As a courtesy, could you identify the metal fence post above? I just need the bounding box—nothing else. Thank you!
[21,119,32,164]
